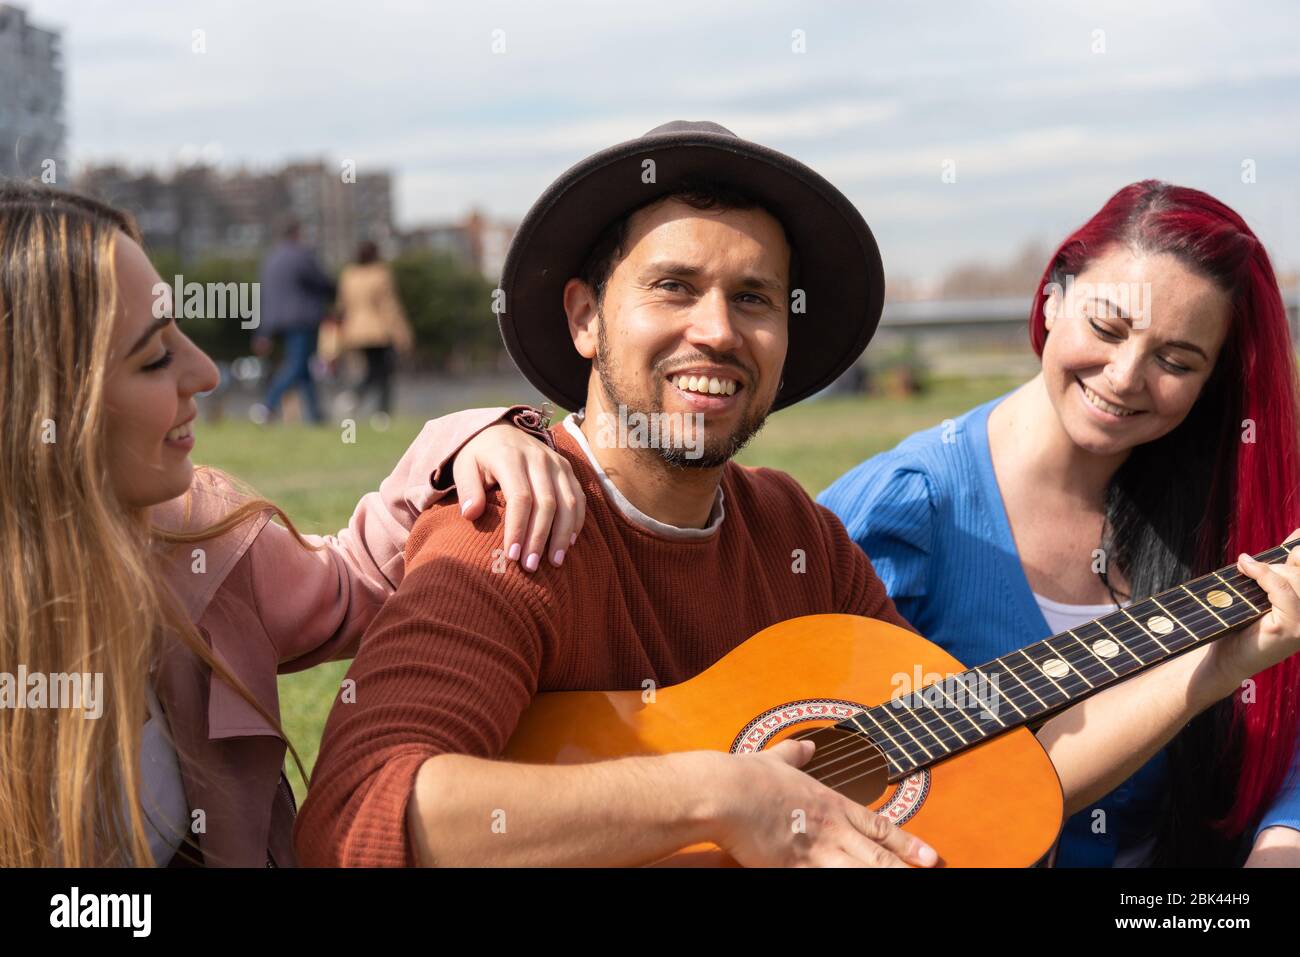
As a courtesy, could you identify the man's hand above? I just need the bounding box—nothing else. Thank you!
[707,739,940,867]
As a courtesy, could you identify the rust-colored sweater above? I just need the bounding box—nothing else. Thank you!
[294,423,913,867]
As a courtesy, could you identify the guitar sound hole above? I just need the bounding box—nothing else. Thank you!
[781,724,889,806]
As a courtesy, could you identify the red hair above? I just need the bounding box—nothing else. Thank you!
[1028,180,1300,838]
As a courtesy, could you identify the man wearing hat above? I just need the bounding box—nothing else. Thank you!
[295,121,940,868]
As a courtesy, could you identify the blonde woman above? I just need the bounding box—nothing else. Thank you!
[0,181,585,866]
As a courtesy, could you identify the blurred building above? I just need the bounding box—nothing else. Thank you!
[0,4,65,181]
[281,161,395,266]
[398,207,516,279]
[75,160,394,268]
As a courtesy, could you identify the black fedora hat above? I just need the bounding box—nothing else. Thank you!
[497,119,885,412]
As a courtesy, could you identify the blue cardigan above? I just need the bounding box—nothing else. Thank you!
[818,394,1300,865]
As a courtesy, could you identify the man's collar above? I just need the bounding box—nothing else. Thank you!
[563,410,724,540]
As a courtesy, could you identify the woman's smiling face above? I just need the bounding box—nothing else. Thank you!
[1040,245,1233,457]
[101,233,220,509]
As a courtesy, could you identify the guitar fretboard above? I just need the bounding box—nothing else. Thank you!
[837,538,1297,781]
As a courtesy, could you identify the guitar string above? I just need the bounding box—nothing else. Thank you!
[764,562,1278,792]
[792,573,1265,778]
[797,585,1261,789]
[798,575,1271,789]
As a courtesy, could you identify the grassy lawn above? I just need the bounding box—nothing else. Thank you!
[192,375,1021,800]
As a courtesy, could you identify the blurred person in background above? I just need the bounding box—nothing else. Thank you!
[333,239,414,430]
[252,219,336,425]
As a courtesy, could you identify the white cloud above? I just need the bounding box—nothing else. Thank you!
[22,0,1300,279]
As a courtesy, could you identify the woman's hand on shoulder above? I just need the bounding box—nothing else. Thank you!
[451,423,585,572]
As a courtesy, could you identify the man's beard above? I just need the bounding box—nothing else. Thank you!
[594,315,770,469]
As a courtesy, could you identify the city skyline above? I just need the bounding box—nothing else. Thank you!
[11,0,1300,286]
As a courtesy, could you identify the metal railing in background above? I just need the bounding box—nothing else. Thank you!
[880,290,1300,339]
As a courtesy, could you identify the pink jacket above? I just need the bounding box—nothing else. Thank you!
[149,406,531,867]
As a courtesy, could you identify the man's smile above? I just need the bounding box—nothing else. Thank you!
[666,368,744,410]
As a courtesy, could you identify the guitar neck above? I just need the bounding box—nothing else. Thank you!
[838,538,1298,781]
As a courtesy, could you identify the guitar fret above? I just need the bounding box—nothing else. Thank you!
[963,660,1035,725]
[1053,636,1102,687]
[1018,638,1093,698]
[848,710,913,775]
[952,672,1006,733]
[1112,609,1168,663]
[972,666,1022,720]
[1173,584,1228,629]
[953,670,1009,728]
[1170,584,1235,639]
[901,695,964,752]
[1066,629,1118,678]
[1183,575,1257,629]
[1149,595,1193,640]
[1222,563,1273,606]
[1013,648,1071,700]
[865,707,929,767]
[997,654,1065,721]
[884,700,944,759]
[1213,572,1260,614]
[929,683,980,741]
[1092,617,1144,668]
[863,542,1294,773]
[993,655,1051,712]
[1119,605,1171,654]
[1180,583,1228,629]
[1046,634,1102,687]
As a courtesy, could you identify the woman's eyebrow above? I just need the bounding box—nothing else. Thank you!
[126,314,173,357]
[1088,297,1209,358]
[1089,296,1130,320]
[1164,338,1208,360]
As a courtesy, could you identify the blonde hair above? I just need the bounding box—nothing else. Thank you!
[0,180,306,866]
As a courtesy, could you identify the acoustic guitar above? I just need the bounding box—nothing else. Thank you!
[503,538,1297,866]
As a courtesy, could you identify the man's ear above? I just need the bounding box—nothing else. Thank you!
[564,277,600,359]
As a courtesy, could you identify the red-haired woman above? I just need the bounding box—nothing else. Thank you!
[822,181,1300,866]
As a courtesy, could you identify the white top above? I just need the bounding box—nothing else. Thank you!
[563,410,725,539]
[1032,591,1121,637]
[139,685,190,866]
[1032,591,1156,868]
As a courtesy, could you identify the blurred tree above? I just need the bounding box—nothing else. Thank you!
[147,251,259,359]
[390,251,502,370]
[147,249,505,369]
[937,240,1049,299]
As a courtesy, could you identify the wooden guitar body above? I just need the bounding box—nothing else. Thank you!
[504,614,1064,867]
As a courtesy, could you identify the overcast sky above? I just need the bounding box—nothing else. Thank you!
[22,0,1300,284]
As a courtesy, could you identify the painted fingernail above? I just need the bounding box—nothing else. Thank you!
[507,542,521,561]
[916,843,938,866]
[460,498,474,515]
[552,549,565,565]
[525,552,539,572]
[570,532,577,546]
